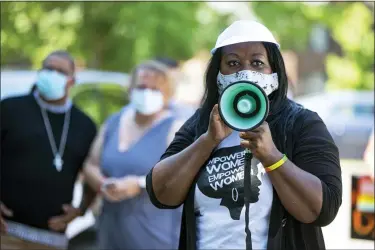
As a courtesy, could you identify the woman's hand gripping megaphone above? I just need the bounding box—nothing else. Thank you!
[239,122,282,167]
[204,104,233,147]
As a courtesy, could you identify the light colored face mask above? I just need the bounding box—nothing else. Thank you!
[217,70,279,95]
[36,70,68,101]
[130,88,164,115]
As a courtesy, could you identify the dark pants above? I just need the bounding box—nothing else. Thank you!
[67,226,97,250]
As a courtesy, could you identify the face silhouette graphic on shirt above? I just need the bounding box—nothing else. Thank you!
[197,146,262,220]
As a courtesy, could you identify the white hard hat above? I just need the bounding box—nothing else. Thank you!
[211,20,280,55]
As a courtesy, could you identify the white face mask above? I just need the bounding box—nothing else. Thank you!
[130,88,164,115]
[217,70,279,95]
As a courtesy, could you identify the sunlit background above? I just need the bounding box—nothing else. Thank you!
[1,1,374,249]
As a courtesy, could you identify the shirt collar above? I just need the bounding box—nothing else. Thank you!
[33,90,73,114]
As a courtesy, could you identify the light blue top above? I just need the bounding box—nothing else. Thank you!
[98,106,182,249]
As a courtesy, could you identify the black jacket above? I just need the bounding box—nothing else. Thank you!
[146,108,342,250]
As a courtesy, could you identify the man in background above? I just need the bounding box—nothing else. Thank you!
[154,56,195,119]
[0,50,97,250]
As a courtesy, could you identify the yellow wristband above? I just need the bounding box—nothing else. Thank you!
[265,154,288,172]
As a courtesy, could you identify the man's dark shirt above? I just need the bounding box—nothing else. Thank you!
[1,93,97,230]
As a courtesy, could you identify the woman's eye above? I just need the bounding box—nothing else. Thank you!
[227,61,239,67]
[251,60,264,67]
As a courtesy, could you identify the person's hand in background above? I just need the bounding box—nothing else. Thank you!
[48,204,82,232]
[0,203,13,233]
[102,176,142,202]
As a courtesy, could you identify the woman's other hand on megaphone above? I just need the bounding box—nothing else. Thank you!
[204,104,233,147]
[239,121,283,167]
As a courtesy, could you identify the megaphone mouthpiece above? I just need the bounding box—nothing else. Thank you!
[237,99,252,114]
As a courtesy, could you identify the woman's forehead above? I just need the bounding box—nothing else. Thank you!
[222,42,267,56]
[137,67,163,77]
[134,67,167,88]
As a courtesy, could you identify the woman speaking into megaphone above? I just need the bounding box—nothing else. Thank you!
[146,20,342,250]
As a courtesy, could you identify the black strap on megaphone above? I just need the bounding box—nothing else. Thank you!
[244,148,253,250]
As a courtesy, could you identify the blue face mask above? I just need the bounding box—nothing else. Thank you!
[36,70,68,101]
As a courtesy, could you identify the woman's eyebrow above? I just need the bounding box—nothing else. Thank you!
[223,52,239,57]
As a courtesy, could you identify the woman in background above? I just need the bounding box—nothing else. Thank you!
[82,60,184,249]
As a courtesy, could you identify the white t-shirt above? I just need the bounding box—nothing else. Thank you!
[195,131,273,249]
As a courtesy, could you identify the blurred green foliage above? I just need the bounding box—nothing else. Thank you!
[1,2,373,91]
[0,2,230,72]
[70,83,129,126]
[252,2,374,90]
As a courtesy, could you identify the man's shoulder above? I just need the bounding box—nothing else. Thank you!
[71,106,97,133]
[1,94,32,106]
[1,94,34,113]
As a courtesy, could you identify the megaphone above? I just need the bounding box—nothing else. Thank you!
[218,81,269,131]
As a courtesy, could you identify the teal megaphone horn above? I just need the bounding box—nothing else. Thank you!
[218,81,269,131]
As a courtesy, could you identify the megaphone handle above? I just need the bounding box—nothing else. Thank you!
[244,149,253,250]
